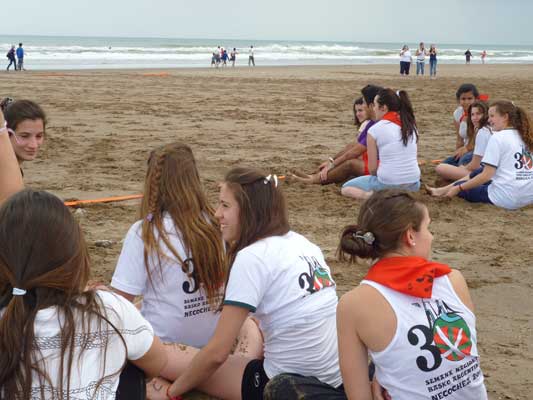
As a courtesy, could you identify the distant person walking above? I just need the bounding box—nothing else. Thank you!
[465,49,472,64]
[429,44,438,78]
[399,45,412,76]
[230,48,237,67]
[6,46,16,71]
[248,45,255,66]
[415,42,427,76]
[16,43,25,71]
[481,50,487,64]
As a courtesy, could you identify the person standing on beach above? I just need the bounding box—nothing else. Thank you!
[399,45,412,76]
[6,46,16,71]
[465,49,473,64]
[481,50,487,64]
[429,44,438,78]
[230,48,237,67]
[415,42,427,76]
[248,45,255,66]
[16,43,25,71]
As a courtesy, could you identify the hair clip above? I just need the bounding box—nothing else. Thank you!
[146,213,154,222]
[264,174,278,188]
[396,90,401,97]
[353,231,375,245]
[12,287,26,296]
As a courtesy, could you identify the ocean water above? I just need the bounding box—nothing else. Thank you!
[1,35,532,70]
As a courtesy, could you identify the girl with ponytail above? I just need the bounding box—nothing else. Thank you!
[337,190,487,400]
[341,88,420,200]
[427,100,533,209]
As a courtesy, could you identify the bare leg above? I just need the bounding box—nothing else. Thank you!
[154,343,250,400]
[234,317,264,359]
[289,169,321,184]
[435,163,470,181]
[290,159,365,185]
[340,186,373,200]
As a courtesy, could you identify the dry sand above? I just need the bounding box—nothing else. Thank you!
[1,63,531,399]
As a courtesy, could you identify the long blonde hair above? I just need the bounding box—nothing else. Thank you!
[140,143,226,309]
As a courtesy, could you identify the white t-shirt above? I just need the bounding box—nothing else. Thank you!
[14,290,154,399]
[369,120,420,185]
[482,129,533,209]
[111,214,220,347]
[473,126,493,157]
[416,49,426,61]
[453,106,468,144]
[249,48,254,56]
[400,50,412,62]
[224,231,342,387]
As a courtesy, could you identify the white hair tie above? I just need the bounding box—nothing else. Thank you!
[396,90,401,97]
[12,287,27,296]
[264,174,278,188]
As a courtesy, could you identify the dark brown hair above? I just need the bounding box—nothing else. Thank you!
[490,100,533,150]
[353,97,365,127]
[337,190,426,261]
[375,88,418,145]
[466,101,490,151]
[4,99,47,132]
[140,143,226,309]
[223,167,290,269]
[0,190,125,399]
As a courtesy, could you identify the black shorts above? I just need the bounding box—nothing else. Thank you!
[242,359,270,400]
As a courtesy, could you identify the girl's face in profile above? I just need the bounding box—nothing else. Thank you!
[373,96,387,121]
[9,119,45,162]
[488,107,509,132]
[215,183,241,243]
[355,104,368,124]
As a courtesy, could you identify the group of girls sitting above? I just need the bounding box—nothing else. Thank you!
[0,101,489,399]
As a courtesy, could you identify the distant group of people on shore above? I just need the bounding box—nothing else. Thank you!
[5,43,25,71]
[399,43,488,77]
[211,45,255,68]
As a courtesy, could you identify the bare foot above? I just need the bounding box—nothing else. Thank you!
[424,184,449,197]
[288,170,320,184]
[146,377,172,400]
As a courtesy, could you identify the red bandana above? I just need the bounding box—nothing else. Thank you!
[364,256,452,298]
[381,111,402,127]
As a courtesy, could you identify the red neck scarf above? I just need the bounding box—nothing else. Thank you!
[382,111,402,127]
[364,256,451,298]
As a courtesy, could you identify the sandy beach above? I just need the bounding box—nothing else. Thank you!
[1,63,531,399]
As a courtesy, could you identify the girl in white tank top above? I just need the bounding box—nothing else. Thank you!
[336,190,487,400]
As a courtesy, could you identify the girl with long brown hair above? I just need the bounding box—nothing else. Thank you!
[0,127,168,399]
[428,100,533,209]
[160,167,346,400]
[111,142,228,347]
[435,101,492,181]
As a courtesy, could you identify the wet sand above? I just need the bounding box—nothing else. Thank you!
[1,63,532,399]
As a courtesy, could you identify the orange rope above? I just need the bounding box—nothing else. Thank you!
[65,194,143,207]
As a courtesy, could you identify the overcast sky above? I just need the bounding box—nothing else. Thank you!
[2,0,531,45]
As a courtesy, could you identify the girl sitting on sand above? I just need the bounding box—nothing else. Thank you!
[441,84,480,167]
[3,99,47,177]
[291,85,382,185]
[427,100,533,209]
[157,167,345,400]
[0,108,168,398]
[435,101,492,181]
[337,190,488,400]
[341,88,420,200]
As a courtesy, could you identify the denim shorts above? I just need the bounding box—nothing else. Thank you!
[342,175,420,192]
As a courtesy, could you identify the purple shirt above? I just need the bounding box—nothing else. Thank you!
[357,120,377,147]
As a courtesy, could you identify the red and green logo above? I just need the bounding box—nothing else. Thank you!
[433,313,472,361]
[313,267,334,291]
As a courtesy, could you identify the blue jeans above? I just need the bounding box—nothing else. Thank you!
[454,167,493,204]
[430,59,437,76]
[442,151,473,166]
[416,61,425,75]
[343,175,420,192]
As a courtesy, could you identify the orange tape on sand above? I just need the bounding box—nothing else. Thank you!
[431,159,443,164]
[141,72,170,77]
[65,194,143,207]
